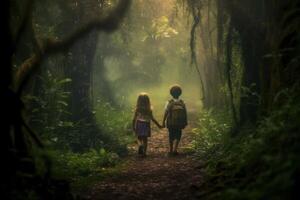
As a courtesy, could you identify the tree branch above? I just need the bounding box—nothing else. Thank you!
[16,0,131,95]
[13,0,34,51]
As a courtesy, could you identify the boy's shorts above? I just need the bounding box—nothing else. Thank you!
[168,128,182,142]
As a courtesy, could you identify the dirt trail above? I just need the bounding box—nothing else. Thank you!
[84,114,203,200]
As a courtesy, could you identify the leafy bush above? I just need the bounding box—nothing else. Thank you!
[93,98,135,155]
[193,95,300,199]
[192,109,231,157]
[23,70,74,149]
[23,69,135,192]
[23,69,134,154]
[50,148,120,179]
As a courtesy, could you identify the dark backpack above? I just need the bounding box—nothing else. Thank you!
[167,99,187,129]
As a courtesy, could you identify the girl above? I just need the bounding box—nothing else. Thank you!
[132,93,162,156]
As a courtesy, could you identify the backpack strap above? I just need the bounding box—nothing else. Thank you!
[172,99,185,106]
[179,99,185,107]
[164,99,172,116]
[167,99,175,111]
[167,99,185,113]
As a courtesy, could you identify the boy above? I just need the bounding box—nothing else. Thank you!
[162,85,188,156]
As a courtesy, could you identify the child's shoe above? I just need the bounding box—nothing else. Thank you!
[138,145,144,155]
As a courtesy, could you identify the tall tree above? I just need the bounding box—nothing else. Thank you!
[2,0,131,198]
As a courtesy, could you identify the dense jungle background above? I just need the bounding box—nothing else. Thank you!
[2,0,300,199]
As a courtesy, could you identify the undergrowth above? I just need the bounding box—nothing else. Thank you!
[192,95,300,199]
[45,148,123,193]
[94,98,134,155]
[47,100,134,191]
[24,71,135,193]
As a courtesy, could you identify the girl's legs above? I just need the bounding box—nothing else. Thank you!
[142,137,148,155]
[137,137,144,155]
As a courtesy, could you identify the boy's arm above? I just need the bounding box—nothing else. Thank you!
[162,101,170,128]
[162,110,168,128]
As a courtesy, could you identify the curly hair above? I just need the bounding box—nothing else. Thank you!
[170,84,182,98]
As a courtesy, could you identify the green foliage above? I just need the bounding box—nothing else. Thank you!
[24,71,134,191]
[24,70,132,153]
[149,16,178,40]
[193,93,300,199]
[94,98,135,155]
[96,0,201,104]
[50,149,120,179]
[23,70,73,149]
[47,148,123,192]
[192,109,231,156]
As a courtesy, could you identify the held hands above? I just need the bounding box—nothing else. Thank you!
[153,118,164,129]
[158,123,166,129]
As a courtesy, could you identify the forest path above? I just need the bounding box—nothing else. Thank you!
[84,111,203,200]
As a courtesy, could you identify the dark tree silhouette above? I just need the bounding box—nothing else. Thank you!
[1,0,131,198]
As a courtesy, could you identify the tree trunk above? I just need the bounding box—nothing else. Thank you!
[225,0,266,124]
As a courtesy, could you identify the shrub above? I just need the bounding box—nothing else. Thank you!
[50,148,120,179]
[192,96,300,199]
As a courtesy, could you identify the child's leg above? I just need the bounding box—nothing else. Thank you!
[137,137,143,154]
[169,140,174,153]
[168,129,174,153]
[142,137,148,155]
[174,140,179,153]
[173,129,182,153]
[137,137,143,146]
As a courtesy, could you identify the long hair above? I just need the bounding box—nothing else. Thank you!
[136,92,152,115]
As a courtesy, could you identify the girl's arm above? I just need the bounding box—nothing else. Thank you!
[151,112,162,128]
[132,110,137,132]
